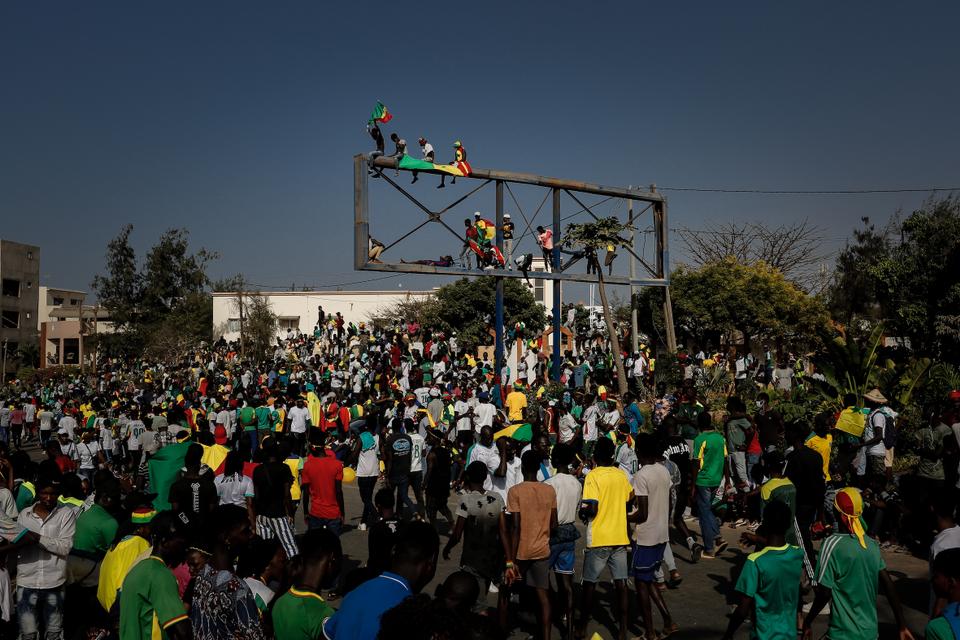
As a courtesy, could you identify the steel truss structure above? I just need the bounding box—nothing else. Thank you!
[353,153,674,378]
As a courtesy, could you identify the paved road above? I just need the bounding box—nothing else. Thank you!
[327,481,932,640]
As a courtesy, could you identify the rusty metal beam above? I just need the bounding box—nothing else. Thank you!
[371,155,664,204]
[357,259,668,287]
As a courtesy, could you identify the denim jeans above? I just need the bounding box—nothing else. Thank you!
[694,485,720,552]
[392,477,417,519]
[358,476,377,526]
[306,516,342,536]
[17,586,64,640]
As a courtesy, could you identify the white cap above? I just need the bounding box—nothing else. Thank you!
[504,213,511,218]
[474,211,481,217]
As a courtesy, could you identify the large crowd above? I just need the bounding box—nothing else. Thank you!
[0,313,958,640]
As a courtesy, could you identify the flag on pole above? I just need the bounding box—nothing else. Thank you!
[369,101,393,124]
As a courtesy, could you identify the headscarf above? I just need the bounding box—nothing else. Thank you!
[834,487,867,548]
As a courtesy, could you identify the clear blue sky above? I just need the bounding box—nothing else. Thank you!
[2,2,958,299]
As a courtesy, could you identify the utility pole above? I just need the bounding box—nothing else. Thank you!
[1,339,7,384]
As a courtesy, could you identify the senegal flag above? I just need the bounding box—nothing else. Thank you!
[398,154,472,177]
[369,101,393,124]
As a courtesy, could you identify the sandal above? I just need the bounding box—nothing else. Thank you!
[661,623,679,637]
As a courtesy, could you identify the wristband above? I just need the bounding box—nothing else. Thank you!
[505,561,514,568]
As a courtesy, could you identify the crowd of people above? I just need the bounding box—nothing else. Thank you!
[0,313,958,640]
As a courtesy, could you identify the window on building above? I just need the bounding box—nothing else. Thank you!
[25,312,31,320]
[1,310,19,328]
[70,298,80,306]
[227,318,241,332]
[26,251,33,259]
[278,317,300,331]
[26,281,32,289]
[52,297,64,305]
[534,279,544,306]
[1,279,20,298]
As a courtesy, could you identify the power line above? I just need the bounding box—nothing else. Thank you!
[659,186,960,195]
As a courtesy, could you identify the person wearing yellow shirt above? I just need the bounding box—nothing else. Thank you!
[577,437,634,640]
[806,413,834,482]
[504,383,528,424]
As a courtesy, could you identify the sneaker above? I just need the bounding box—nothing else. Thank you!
[358,523,367,531]
[691,543,703,563]
[488,583,499,594]
[715,540,729,554]
[701,550,717,560]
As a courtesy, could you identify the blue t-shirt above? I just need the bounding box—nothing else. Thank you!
[625,402,645,434]
[322,572,412,640]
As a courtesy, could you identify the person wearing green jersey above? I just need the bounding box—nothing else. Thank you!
[723,500,804,640]
[690,411,729,558]
[801,487,914,640]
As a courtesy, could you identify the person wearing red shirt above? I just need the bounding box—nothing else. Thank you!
[300,433,346,536]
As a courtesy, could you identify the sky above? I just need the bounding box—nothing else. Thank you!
[2,2,959,301]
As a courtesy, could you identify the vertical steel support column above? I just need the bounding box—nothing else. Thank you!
[654,195,678,353]
[552,188,561,381]
[628,195,639,354]
[495,181,505,384]
[354,154,369,271]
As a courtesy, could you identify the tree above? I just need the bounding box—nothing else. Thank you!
[92,226,217,361]
[667,257,829,351]
[140,228,217,318]
[872,197,960,359]
[827,217,893,325]
[677,220,826,289]
[245,295,277,361]
[214,274,249,356]
[92,225,141,331]
[829,198,960,360]
[430,277,547,353]
[563,217,630,397]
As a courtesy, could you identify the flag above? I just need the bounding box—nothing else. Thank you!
[148,441,191,510]
[369,101,393,124]
[397,154,472,177]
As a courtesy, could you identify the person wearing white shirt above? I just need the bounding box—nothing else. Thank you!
[490,441,522,504]
[16,479,77,640]
[473,394,496,432]
[465,427,501,491]
[582,400,601,461]
[631,434,676,639]
[215,453,255,509]
[543,442,583,626]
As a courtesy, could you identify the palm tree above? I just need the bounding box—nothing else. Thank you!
[563,217,630,397]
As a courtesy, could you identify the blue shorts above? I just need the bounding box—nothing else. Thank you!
[548,540,575,575]
[631,543,666,582]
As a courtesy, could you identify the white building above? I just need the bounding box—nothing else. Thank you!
[211,290,436,341]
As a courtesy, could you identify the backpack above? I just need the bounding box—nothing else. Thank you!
[875,409,898,449]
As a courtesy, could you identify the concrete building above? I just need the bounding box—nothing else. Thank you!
[0,240,41,370]
[40,305,112,368]
[37,286,86,330]
[212,290,436,342]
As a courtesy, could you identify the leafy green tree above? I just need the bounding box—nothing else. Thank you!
[872,198,960,359]
[667,257,829,351]
[92,225,141,331]
[431,277,547,353]
[140,229,217,317]
[92,226,217,361]
[563,217,630,396]
[245,295,278,361]
[828,217,892,325]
